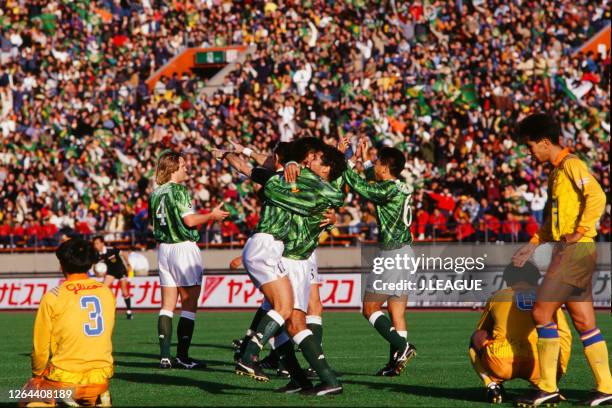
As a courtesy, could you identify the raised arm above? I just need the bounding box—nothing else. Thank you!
[343,165,392,205]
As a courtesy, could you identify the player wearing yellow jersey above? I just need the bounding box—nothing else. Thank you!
[469,262,571,404]
[21,238,115,407]
[513,113,611,407]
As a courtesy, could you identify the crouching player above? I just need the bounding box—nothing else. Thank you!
[20,238,115,407]
[469,262,571,404]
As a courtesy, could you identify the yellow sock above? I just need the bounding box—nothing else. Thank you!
[536,323,560,393]
[582,328,612,394]
[468,347,495,387]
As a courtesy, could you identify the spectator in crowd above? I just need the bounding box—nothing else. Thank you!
[0,0,609,249]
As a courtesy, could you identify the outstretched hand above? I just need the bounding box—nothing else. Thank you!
[210,203,230,221]
[320,208,337,227]
[229,140,245,154]
[337,135,350,154]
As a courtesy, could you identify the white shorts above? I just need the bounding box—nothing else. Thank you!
[277,257,311,312]
[365,244,415,297]
[157,241,204,287]
[307,250,321,284]
[242,233,285,288]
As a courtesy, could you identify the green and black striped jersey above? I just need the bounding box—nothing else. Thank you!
[343,166,412,250]
[253,170,292,241]
[264,168,345,260]
[149,182,200,243]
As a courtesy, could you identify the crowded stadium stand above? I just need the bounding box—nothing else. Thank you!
[0,0,610,253]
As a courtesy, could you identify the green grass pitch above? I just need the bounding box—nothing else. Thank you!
[0,310,610,407]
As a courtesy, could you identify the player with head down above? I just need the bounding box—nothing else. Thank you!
[260,140,347,395]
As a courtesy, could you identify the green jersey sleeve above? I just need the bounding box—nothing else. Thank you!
[343,166,393,205]
[263,175,319,216]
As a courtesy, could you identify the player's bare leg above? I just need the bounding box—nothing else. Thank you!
[306,283,323,347]
[517,272,573,406]
[102,274,115,287]
[363,298,413,376]
[237,276,293,381]
[158,286,178,368]
[566,301,612,405]
[119,277,133,319]
[469,330,504,403]
[173,285,204,369]
[285,309,342,395]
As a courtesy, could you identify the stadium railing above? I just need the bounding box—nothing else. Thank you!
[0,222,609,253]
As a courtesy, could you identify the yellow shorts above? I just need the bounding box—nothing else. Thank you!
[550,242,596,291]
[20,365,112,407]
[482,340,538,383]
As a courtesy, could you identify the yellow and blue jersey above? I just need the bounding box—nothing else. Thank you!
[32,273,115,383]
[531,148,606,243]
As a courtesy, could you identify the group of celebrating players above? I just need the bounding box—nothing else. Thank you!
[21,113,612,407]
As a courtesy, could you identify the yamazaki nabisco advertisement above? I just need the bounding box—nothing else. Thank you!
[0,274,361,309]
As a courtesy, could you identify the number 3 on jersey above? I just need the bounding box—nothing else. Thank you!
[156,196,167,226]
[80,296,104,336]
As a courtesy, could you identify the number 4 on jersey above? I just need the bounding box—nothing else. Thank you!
[156,197,167,226]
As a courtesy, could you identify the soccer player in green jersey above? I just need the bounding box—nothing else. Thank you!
[262,143,346,395]
[343,138,417,377]
[150,151,229,369]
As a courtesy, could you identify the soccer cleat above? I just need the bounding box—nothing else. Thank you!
[514,389,560,407]
[260,352,280,370]
[232,338,243,349]
[159,358,172,369]
[175,357,206,369]
[235,358,270,382]
[126,311,134,320]
[391,343,417,375]
[487,383,503,404]
[375,363,397,377]
[300,383,343,396]
[276,368,290,378]
[304,367,318,380]
[580,391,612,406]
[275,380,312,394]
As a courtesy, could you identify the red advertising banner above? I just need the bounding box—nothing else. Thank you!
[0,274,361,309]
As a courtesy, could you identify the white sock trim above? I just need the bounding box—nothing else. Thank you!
[159,309,174,318]
[397,330,407,339]
[180,311,196,321]
[267,309,285,326]
[293,329,313,346]
[306,315,322,325]
[368,310,385,326]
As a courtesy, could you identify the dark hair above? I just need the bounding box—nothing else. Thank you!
[273,142,293,165]
[503,261,540,287]
[516,113,561,144]
[322,145,348,181]
[92,236,105,244]
[56,238,98,274]
[378,147,406,178]
[290,137,325,163]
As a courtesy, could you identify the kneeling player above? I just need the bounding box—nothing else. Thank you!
[92,236,134,319]
[20,238,115,407]
[469,262,571,404]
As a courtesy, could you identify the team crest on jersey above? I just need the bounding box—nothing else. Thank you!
[515,291,536,311]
